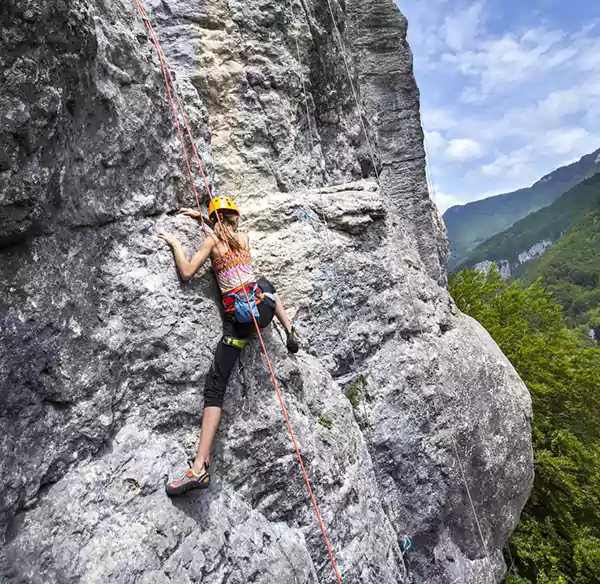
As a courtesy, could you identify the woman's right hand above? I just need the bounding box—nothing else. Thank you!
[178,207,203,218]
[157,232,179,247]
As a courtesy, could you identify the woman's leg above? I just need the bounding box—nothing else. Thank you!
[194,339,243,471]
[165,339,241,495]
[275,295,292,332]
[166,315,249,494]
[274,295,299,353]
[192,407,221,473]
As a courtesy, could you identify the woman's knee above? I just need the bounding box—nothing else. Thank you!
[204,368,226,408]
[203,338,243,408]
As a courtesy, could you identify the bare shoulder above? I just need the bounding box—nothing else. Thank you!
[206,234,221,257]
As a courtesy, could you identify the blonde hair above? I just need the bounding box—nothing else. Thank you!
[213,212,243,253]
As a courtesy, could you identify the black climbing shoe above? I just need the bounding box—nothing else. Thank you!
[165,462,210,496]
[286,327,300,354]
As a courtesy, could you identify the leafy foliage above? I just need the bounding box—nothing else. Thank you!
[318,414,333,429]
[449,267,600,583]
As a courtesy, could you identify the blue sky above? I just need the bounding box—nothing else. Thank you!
[396,0,600,212]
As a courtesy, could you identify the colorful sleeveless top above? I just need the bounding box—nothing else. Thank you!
[212,249,256,294]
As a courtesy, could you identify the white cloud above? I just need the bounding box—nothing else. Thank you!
[424,130,446,155]
[421,107,458,132]
[543,127,596,156]
[480,148,535,180]
[574,33,600,71]
[442,1,485,52]
[446,27,578,102]
[476,127,599,186]
[480,161,504,177]
[538,89,586,119]
[471,81,600,144]
[431,185,515,213]
[430,190,466,213]
[445,138,485,160]
[480,145,538,184]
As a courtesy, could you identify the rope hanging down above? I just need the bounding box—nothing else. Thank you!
[322,1,494,576]
[133,2,342,582]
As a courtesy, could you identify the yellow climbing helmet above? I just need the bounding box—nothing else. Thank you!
[208,194,239,221]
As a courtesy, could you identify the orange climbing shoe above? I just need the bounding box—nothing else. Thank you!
[165,462,210,496]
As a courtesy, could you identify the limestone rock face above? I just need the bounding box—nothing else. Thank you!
[474,240,554,280]
[0,1,533,583]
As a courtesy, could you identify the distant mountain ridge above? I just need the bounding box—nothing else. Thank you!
[458,171,600,278]
[444,147,600,270]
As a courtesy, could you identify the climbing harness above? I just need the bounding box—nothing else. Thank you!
[223,337,248,350]
[322,1,495,577]
[224,282,260,324]
[133,3,342,582]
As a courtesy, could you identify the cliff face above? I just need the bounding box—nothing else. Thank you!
[0,1,533,583]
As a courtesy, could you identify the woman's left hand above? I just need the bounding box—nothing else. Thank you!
[157,232,178,247]
[178,207,203,218]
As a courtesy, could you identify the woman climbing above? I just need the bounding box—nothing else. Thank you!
[158,195,300,496]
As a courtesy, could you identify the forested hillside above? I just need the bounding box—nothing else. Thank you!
[450,268,600,584]
[520,193,600,342]
[444,148,600,269]
[459,172,600,276]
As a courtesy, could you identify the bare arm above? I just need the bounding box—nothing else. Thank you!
[158,232,215,281]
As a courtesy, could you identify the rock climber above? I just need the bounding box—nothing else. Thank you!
[157,195,300,496]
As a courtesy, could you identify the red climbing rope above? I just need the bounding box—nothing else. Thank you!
[134,2,342,582]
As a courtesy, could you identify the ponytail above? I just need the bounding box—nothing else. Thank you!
[213,212,243,253]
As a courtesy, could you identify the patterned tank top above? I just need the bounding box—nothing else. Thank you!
[212,249,256,294]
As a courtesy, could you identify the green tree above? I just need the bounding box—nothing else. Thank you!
[449,267,600,583]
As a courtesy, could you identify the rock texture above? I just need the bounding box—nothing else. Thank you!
[1,1,533,583]
[473,260,512,280]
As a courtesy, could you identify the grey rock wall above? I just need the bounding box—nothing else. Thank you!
[1,0,533,583]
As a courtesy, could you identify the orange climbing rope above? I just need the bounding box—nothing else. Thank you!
[133,2,342,582]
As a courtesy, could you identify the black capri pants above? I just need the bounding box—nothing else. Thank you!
[204,277,277,408]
